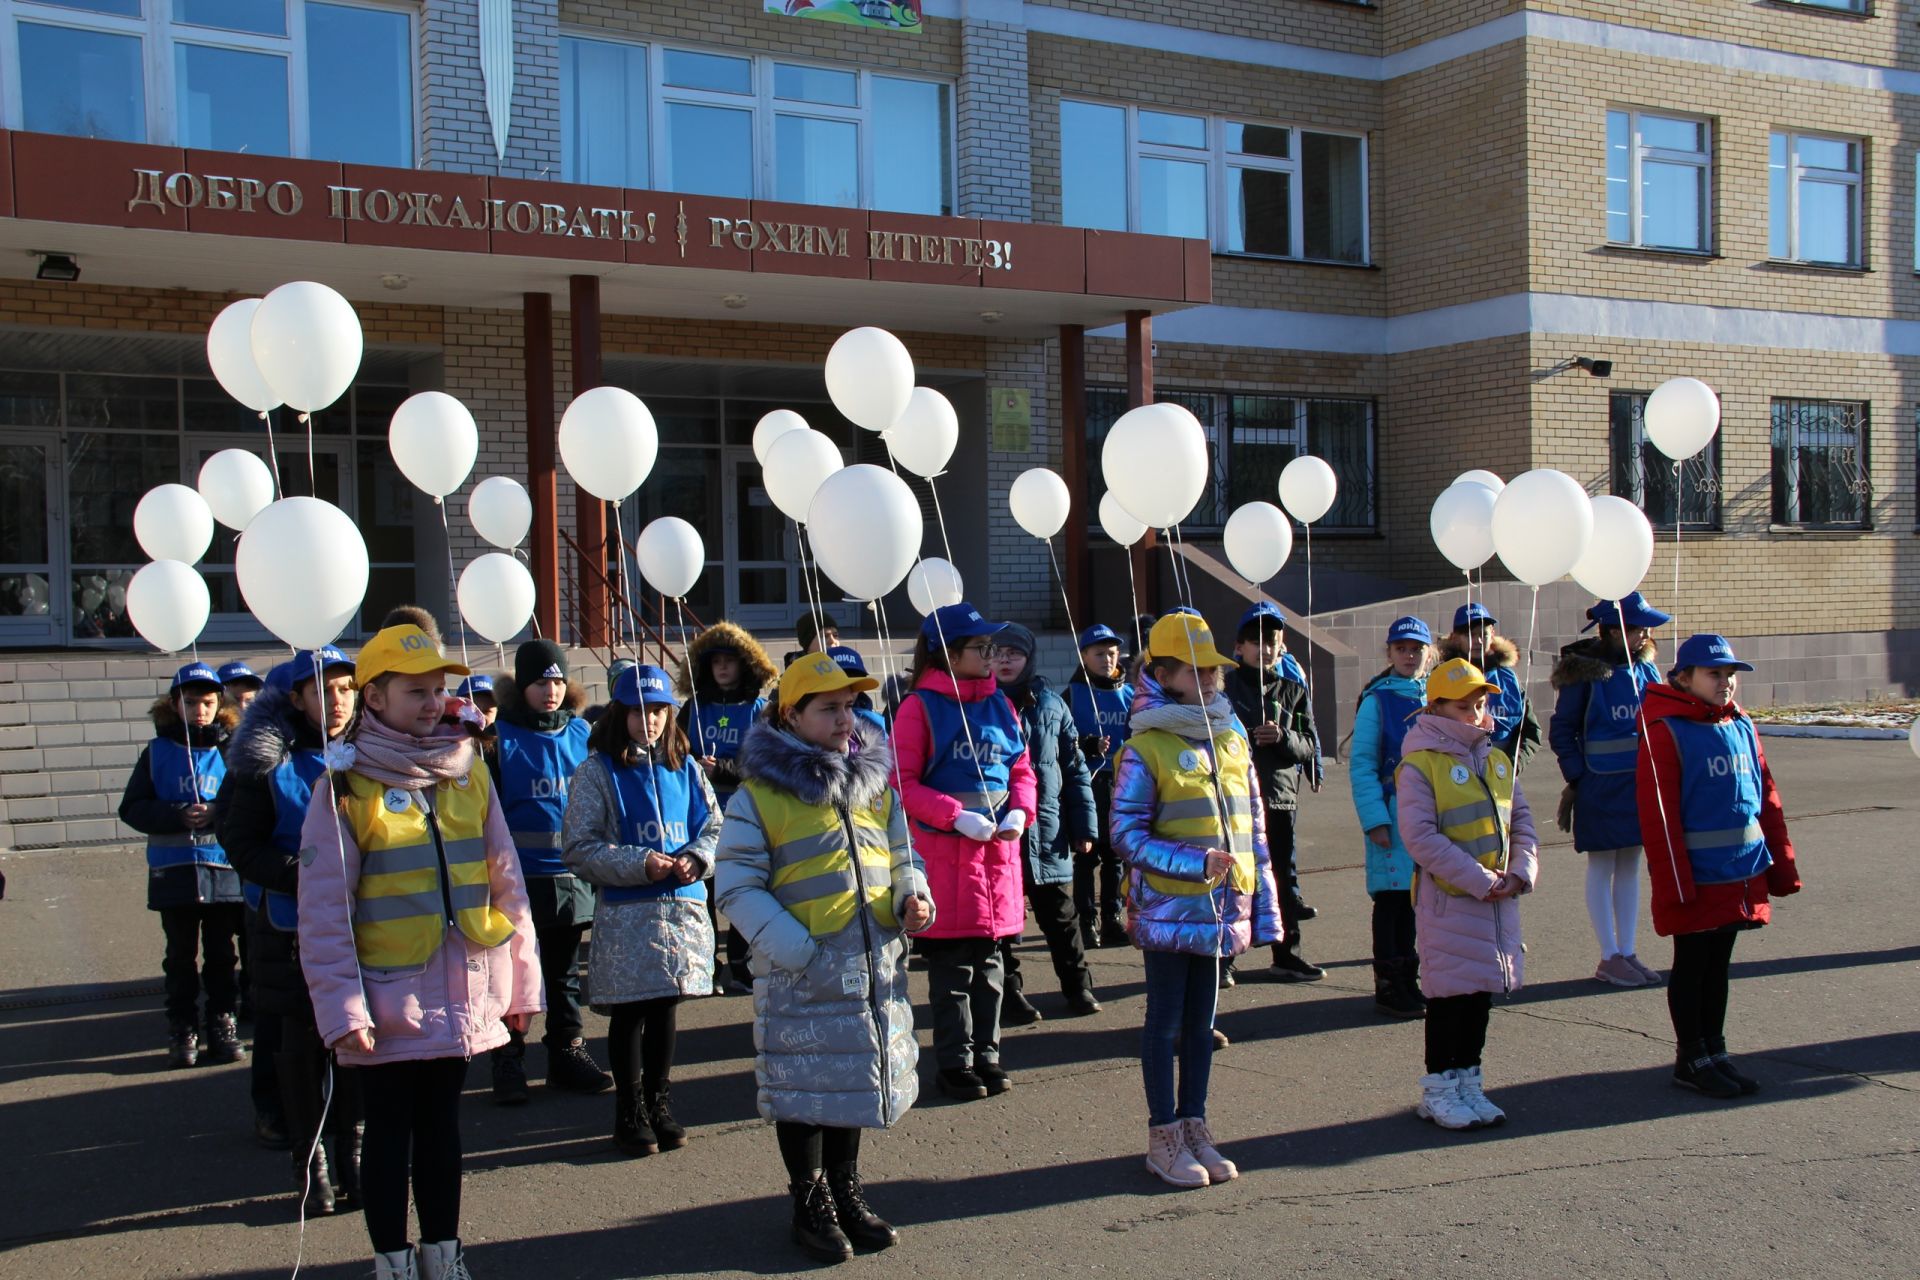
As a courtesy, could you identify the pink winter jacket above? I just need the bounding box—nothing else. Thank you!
[296,769,544,1065]
[1394,714,1539,998]
[893,670,1038,940]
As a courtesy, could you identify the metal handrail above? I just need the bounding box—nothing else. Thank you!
[557,526,684,668]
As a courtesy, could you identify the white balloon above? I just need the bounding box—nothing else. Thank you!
[752,409,808,465]
[1101,403,1208,529]
[468,476,532,549]
[197,449,276,532]
[126,560,209,653]
[249,281,363,414]
[457,552,536,644]
[1644,377,1721,461]
[1279,455,1339,525]
[825,327,915,432]
[1909,716,1920,761]
[559,386,659,501]
[206,299,280,413]
[906,557,965,615]
[135,484,214,564]
[636,516,706,599]
[1098,492,1147,547]
[1009,467,1072,540]
[1222,501,1295,583]
[886,387,960,479]
[764,429,845,524]
[388,391,478,498]
[1429,481,1499,571]
[1571,495,1656,602]
[1491,469,1594,587]
[807,465,922,601]
[236,497,370,649]
[1454,469,1506,494]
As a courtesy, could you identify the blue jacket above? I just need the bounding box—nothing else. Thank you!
[495,717,592,878]
[1549,638,1662,851]
[118,699,240,911]
[1347,671,1422,893]
[1003,674,1097,887]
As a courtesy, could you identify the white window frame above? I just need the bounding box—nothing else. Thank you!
[1771,127,1864,267]
[0,0,419,164]
[1606,107,1712,253]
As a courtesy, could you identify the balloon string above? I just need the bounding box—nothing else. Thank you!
[1044,538,1082,672]
[928,476,959,569]
[870,604,921,873]
[1671,460,1683,636]
[1522,585,1538,736]
[673,595,705,758]
[261,409,283,499]
[438,501,469,671]
[513,547,545,641]
[176,691,202,825]
[1616,594,1680,895]
[794,521,827,648]
[1303,519,1315,714]
[921,593,996,822]
[306,417,316,493]
[1125,537,1143,656]
[612,501,642,661]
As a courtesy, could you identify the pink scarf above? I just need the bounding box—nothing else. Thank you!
[346,713,476,789]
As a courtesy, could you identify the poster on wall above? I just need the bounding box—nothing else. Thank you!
[990,388,1032,454]
[764,0,923,33]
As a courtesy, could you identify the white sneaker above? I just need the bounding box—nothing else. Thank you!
[1181,1116,1239,1182]
[417,1240,473,1280]
[1453,1065,1506,1127]
[372,1248,418,1280]
[1145,1121,1209,1188]
[1416,1071,1481,1130]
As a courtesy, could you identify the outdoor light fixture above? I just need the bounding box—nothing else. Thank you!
[1575,356,1613,378]
[721,293,748,309]
[979,310,1004,324]
[34,252,79,282]
[380,273,410,291]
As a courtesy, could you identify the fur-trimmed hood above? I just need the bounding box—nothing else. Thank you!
[492,672,587,731]
[1438,634,1519,672]
[677,621,778,700]
[1552,635,1657,688]
[226,684,320,780]
[148,694,238,747]
[735,714,893,811]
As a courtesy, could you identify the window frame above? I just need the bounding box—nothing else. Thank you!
[1608,390,1723,532]
[1770,396,1872,529]
[1605,107,1713,254]
[1769,127,1866,268]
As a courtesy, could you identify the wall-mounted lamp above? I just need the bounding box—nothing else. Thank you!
[1575,356,1612,378]
[34,252,80,283]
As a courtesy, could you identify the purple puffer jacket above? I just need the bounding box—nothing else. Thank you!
[1394,713,1539,998]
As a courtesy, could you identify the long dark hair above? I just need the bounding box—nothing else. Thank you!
[905,631,954,691]
[588,697,690,771]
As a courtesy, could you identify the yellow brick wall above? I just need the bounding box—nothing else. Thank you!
[1027,0,1379,58]
[557,0,962,76]
[1384,0,1520,55]
[0,281,441,345]
[1532,0,1919,69]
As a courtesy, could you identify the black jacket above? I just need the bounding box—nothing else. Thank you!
[1222,658,1321,812]
[1001,674,1097,887]
[120,697,239,911]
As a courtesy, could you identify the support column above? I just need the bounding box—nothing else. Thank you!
[1124,310,1160,615]
[1059,325,1089,625]
[570,274,608,647]
[523,292,560,640]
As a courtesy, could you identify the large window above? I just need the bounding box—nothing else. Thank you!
[1771,398,1869,528]
[1606,109,1711,253]
[1609,391,1720,530]
[1061,101,1368,262]
[1083,387,1376,531]
[560,35,954,215]
[1769,130,1863,267]
[1,0,415,165]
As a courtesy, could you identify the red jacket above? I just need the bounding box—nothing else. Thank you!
[1636,682,1800,938]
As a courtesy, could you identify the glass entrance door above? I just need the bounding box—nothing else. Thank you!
[188,437,350,643]
[722,448,801,632]
[0,434,61,645]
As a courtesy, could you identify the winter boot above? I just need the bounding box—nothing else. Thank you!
[1144,1122,1209,1189]
[1099,912,1129,948]
[372,1247,418,1280]
[1673,1042,1743,1099]
[1181,1117,1238,1182]
[1286,892,1318,922]
[1002,986,1043,1026]
[1269,949,1326,982]
[646,1081,688,1150]
[613,1087,658,1157]
[936,1067,988,1101]
[1217,957,1236,990]
[827,1165,899,1250]
[1062,984,1102,1017]
[1705,1037,1760,1095]
[1405,955,1429,1014]
[203,1012,246,1064]
[1416,1071,1481,1130]
[330,1121,363,1212]
[791,1173,854,1263]
[1373,962,1424,1019]
[292,1142,335,1217]
[167,1018,200,1069]
[489,1031,529,1106]
[1453,1065,1507,1127]
[418,1239,474,1280]
[546,1037,613,1094]
[974,1061,1012,1096]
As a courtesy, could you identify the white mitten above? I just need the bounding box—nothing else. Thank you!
[996,809,1028,841]
[953,811,998,842]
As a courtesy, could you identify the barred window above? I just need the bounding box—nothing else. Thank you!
[1609,391,1720,530]
[1771,398,1870,527]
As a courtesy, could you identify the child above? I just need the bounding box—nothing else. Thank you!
[1638,635,1800,1099]
[783,611,841,667]
[1222,602,1325,983]
[1347,616,1432,1018]
[1437,604,1541,772]
[1395,658,1538,1131]
[827,645,891,739]
[487,639,608,1103]
[990,623,1101,1022]
[297,625,543,1280]
[892,602,1037,1102]
[119,662,244,1069]
[1550,591,1670,988]
[456,675,497,730]
[220,661,264,713]
[1110,613,1281,1188]
[1065,624,1132,949]
[717,652,934,1263]
[561,664,720,1157]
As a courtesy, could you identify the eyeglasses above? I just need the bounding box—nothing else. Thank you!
[987,646,1026,661]
[958,641,995,657]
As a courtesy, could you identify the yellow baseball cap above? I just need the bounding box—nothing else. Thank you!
[354,624,471,685]
[1143,613,1234,669]
[778,650,880,710]
[1425,656,1500,704]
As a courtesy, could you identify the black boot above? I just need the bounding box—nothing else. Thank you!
[1405,954,1429,1014]
[292,1142,336,1217]
[974,1061,1012,1096]
[646,1081,688,1151]
[203,1012,247,1064]
[167,1018,199,1069]
[1099,912,1129,948]
[1003,986,1042,1027]
[614,1087,659,1156]
[1286,893,1318,922]
[827,1165,898,1251]
[1062,983,1102,1017]
[330,1122,363,1213]
[491,1031,530,1105]
[1373,961,1423,1019]
[1704,1037,1759,1096]
[546,1037,614,1094]
[791,1173,854,1264]
[1673,1041,1743,1099]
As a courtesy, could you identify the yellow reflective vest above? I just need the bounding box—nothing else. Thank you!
[1127,728,1257,896]
[743,779,899,939]
[338,769,517,968]
[1397,747,1514,900]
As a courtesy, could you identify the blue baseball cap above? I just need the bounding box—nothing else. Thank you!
[827,645,869,677]
[1584,591,1673,632]
[1239,601,1286,632]
[614,663,681,709]
[170,662,221,692]
[921,602,1005,645]
[458,674,495,700]
[1453,603,1497,630]
[1170,605,1204,618]
[1386,616,1432,645]
[1078,624,1122,650]
[1674,633,1753,672]
[217,661,262,687]
[279,645,354,693]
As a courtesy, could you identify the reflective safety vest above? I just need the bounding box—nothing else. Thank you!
[1582,662,1657,776]
[146,737,229,871]
[1126,728,1256,897]
[1399,747,1514,900]
[1486,665,1525,744]
[1665,715,1773,885]
[1066,679,1132,776]
[742,779,898,938]
[912,688,1023,825]
[1367,684,1423,802]
[497,718,591,878]
[338,769,515,969]
[601,754,709,905]
[686,696,766,765]
[251,747,328,932]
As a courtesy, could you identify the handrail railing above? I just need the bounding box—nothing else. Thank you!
[558,526,686,669]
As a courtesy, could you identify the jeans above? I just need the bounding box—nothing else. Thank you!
[1140,950,1218,1128]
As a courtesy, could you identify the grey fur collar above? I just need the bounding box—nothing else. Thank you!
[736,716,893,810]
[1553,637,1657,689]
[227,685,315,780]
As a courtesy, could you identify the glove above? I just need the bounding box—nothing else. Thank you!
[953,811,998,842]
[996,809,1028,841]
[1556,783,1577,834]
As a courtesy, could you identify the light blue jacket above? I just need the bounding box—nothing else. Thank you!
[1347,672,1423,894]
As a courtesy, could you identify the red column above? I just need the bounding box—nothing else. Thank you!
[1124,309,1160,615]
[1059,325,1089,627]
[570,274,608,647]
[524,292,560,640]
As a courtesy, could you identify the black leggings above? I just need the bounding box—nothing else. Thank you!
[1668,928,1739,1048]
[353,1056,467,1254]
[606,997,679,1093]
[1424,992,1493,1073]
[776,1121,861,1183]
[1371,890,1416,963]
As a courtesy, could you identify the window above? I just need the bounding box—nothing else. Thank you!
[1609,392,1721,530]
[1061,101,1368,262]
[2,0,415,164]
[1770,131,1863,266]
[1772,398,1869,527]
[1083,387,1376,531]
[1606,110,1711,252]
[1787,0,1867,10]
[558,36,954,215]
